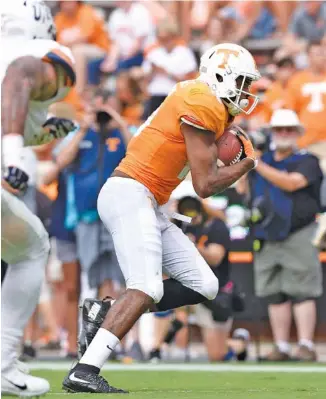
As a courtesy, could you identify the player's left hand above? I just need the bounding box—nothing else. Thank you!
[42,117,76,140]
[3,166,29,193]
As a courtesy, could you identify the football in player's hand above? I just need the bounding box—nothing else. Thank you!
[216,126,244,166]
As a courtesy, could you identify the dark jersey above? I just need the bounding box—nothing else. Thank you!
[185,217,231,287]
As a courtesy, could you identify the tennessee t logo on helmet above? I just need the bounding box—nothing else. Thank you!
[215,49,239,69]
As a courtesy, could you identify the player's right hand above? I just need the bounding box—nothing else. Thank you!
[3,166,29,193]
[233,126,257,167]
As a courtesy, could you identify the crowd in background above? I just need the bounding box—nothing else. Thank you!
[10,1,326,363]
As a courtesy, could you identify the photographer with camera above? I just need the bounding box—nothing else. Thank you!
[238,109,323,362]
[173,183,247,362]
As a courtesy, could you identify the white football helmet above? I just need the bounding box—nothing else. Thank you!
[199,43,261,116]
[1,0,55,40]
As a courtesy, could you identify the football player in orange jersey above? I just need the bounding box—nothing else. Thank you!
[63,43,260,393]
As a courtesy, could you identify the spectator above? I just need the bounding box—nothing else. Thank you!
[55,0,111,93]
[39,119,81,360]
[261,57,297,123]
[290,2,326,44]
[238,109,323,361]
[142,19,197,118]
[50,90,131,299]
[44,168,80,359]
[238,76,272,132]
[101,1,155,74]
[286,40,326,172]
[277,2,326,66]
[166,183,247,362]
[190,1,215,32]
[219,1,276,43]
[180,196,244,361]
[198,16,225,57]
[116,71,146,128]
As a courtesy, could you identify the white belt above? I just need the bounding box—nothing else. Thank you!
[170,212,192,224]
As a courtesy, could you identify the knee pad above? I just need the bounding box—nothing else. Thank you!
[126,279,164,304]
[200,276,219,301]
[265,293,289,305]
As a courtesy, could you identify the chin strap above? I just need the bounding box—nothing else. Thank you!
[223,98,250,116]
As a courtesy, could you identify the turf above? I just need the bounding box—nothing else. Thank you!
[3,369,326,399]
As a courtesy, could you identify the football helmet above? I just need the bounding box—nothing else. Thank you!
[1,0,56,40]
[199,43,261,116]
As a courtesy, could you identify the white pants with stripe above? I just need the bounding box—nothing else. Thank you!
[97,177,219,304]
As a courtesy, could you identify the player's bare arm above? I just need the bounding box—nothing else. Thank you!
[182,123,255,198]
[1,56,58,137]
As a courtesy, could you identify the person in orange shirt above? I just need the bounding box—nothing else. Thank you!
[237,76,271,132]
[55,0,111,94]
[262,57,297,123]
[63,43,260,394]
[286,40,326,171]
[116,71,146,127]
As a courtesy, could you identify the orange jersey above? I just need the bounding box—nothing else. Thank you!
[286,70,326,147]
[55,4,111,52]
[263,81,287,122]
[117,80,229,205]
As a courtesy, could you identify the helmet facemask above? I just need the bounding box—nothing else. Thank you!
[222,75,259,116]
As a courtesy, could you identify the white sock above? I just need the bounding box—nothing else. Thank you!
[276,340,290,354]
[80,328,120,369]
[299,339,314,350]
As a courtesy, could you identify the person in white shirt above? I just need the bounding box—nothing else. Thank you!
[101,1,155,73]
[142,19,198,118]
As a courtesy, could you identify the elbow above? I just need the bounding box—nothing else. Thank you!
[193,180,211,199]
[283,182,299,192]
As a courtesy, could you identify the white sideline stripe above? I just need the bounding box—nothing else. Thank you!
[28,362,326,373]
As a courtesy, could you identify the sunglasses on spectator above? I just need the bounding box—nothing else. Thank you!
[273,126,299,133]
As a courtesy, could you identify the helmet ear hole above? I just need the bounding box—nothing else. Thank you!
[216,74,223,83]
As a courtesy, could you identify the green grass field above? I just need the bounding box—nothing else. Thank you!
[3,366,326,399]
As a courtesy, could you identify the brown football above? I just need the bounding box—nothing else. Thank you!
[216,127,244,166]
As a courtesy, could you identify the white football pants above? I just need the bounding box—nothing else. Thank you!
[97,177,219,304]
[1,189,50,372]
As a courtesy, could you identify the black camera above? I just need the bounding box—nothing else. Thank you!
[96,110,112,126]
[249,127,271,153]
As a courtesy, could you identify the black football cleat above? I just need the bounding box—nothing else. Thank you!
[63,369,128,394]
[78,297,112,358]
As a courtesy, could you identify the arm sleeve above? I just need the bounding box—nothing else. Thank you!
[43,47,76,87]
[292,155,323,186]
[52,129,79,159]
[179,89,225,133]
